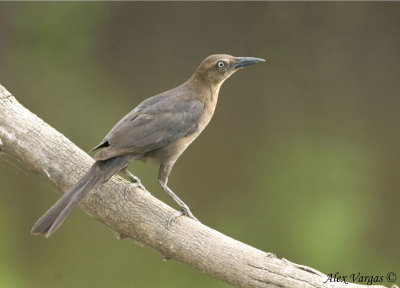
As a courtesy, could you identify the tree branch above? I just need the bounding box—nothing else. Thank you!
[0,84,395,288]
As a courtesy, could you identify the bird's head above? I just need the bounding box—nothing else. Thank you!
[192,54,265,86]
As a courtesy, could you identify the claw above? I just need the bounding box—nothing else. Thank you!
[134,180,146,191]
[167,211,183,229]
[124,182,134,198]
[124,182,148,198]
[180,205,198,220]
[123,169,147,193]
[166,206,199,229]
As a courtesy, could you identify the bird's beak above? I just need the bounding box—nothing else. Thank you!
[233,57,265,69]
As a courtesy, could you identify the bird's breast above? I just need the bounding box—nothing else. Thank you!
[148,96,218,164]
[197,94,218,131]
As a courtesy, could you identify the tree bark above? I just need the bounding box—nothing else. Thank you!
[0,84,396,288]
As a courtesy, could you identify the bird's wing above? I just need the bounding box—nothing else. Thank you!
[93,95,205,160]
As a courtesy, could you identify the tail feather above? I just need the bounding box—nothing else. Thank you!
[31,155,132,237]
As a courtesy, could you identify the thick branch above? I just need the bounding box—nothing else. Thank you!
[0,84,395,288]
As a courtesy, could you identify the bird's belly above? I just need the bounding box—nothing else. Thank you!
[146,130,200,164]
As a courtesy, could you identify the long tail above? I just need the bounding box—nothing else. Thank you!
[31,155,132,238]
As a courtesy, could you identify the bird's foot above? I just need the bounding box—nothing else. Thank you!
[132,179,146,191]
[167,205,199,229]
[123,169,147,194]
[124,181,147,198]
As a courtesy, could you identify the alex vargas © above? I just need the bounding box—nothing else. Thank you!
[324,272,384,285]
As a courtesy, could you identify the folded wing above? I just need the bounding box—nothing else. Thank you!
[93,96,204,160]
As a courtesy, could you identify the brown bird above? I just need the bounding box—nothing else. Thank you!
[31,54,265,237]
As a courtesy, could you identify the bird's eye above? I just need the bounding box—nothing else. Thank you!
[217,61,225,68]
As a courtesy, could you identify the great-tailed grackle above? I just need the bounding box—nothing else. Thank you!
[31,54,265,237]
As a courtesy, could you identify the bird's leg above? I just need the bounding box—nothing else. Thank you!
[159,164,198,228]
[122,168,146,197]
[159,180,198,228]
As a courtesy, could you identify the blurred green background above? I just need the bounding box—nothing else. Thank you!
[0,2,399,287]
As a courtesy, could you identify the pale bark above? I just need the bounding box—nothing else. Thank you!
[0,84,396,288]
